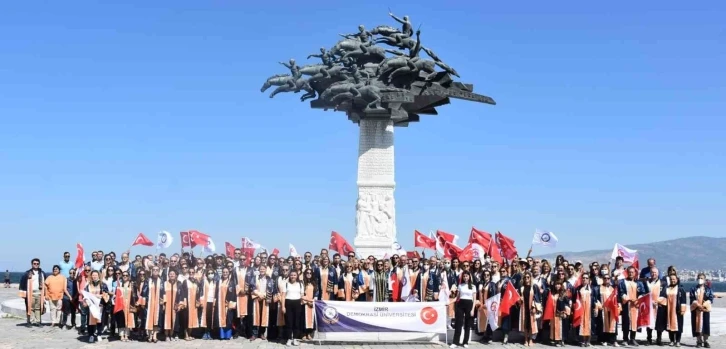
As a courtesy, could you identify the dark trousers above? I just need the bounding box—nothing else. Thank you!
[268,302,279,339]
[669,331,681,343]
[79,306,88,331]
[623,330,637,342]
[61,299,76,326]
[284,299,302,340]
[647,328,662,341]
[453,299,474,345]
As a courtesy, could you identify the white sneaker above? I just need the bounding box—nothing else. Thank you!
[449,344,458,348]
[286,339,292,346]
[463,345,469,348]
[293,339,300,345]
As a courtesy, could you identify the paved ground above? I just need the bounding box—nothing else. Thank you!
[0,286,724,349]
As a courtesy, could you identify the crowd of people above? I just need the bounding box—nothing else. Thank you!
[15,247,719,347]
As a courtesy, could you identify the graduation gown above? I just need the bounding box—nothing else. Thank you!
[302,282,316,330]
[199,279,216,329]
[163,280,184,331]
[415,268,440,302]
[337,273,359,301]
[689,285,714,336]
[476,281,497,333]
[181,279,201,329]
[233,267,252,318]
[618,278,649,333]
[656,284,686,333]
[647,279,661,330]
[497,278,517,332]
[519,284,541,334]
[251,275,272,327]
[116,282,135,329]
[141,278,164,330]
[84,282,110,326]
[596,284,619,334]
[18,269,46,316]
[315,266,338,300]
[213,278,234,329]
[441,270,459,318]
[544,290,571,341]
[575,285,594,337]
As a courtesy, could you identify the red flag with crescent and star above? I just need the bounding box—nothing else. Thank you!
[443,240,463,259]
[469,227,492,249]
[637,294,652,329]
[329,231,354,255]
[488,239,503,264]
[414,230,436,250]
[113,287,124,314]
[499,281,520,316]
[496,231,518,260]
[605,287,619,317]
[180,231,192,248]
[189,230,210,248]
[543,292,555,321]
[572,294,584,327]
[74,243,85,269]
[131,233,154,247]
[225,242,236,259]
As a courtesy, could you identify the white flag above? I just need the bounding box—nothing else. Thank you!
[400,267,412,298]
[81,290,102,321]
[289,244,299,257]
[203,238,216,253]
[532,229,558,247]
[611,243,638,263]
[485,293,501,331]
[391,241,406,256]
[156,231,173,250]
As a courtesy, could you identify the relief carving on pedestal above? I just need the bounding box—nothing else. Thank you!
[356,191,395,240]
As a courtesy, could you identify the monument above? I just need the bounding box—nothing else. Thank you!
[262,12,495,258]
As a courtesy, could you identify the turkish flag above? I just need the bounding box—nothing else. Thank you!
[180,231,192,248]
[113,286,124,314]
[572,295,584,327]
[225,242,236,259]
[389,270,400,302]
[74,243,85,269]
[189,230,210,248]
[414,230,436,250]
[241,238,257,260]
[499,281,520,316]
[637,294,652,329]
[271,248,280,256]
[469,227,492,248]
[443,240,463,259]
[458,243,475,262]
[543,293,555,321]
[406,251,420,259]
[496,232,518,260]
[131,233,154,247]
[488,240,503,264]
[605,287,619,316]
[573,274,583,289]
[329,231,355,255]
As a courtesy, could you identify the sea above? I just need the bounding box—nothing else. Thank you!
[3,272,726,292]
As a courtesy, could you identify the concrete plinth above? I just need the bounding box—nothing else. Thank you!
[354,119,396,258]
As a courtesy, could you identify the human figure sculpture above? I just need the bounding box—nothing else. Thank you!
[307,47,335,67]
[356,193,373,238]
[279,58,301,80]
[339,25,373,45]
[388,12,413,38]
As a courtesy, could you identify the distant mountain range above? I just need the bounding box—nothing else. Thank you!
[536,236,726,271]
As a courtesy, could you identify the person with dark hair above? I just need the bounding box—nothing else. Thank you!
[45,265,69,327]
[301,267,317,340]
[450,271,475,348]
[618,266,650,346]
[690,272,714,348]
[83,270,109,343]
[19,258,46,326]
[657,273,686,347]
[519,271,542,347]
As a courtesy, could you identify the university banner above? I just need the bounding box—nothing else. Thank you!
[315,300,446,333]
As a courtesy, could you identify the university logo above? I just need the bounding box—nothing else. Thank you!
[540,232,551,243]
[322,305,339,324]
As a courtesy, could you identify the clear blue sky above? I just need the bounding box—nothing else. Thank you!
[1,1,724,270]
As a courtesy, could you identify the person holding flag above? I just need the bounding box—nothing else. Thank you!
[618,266,650,346]
[114,269,135,342]
[83,270,110,343]
[574,272,595,347]
[475,269,497,344]
[496,266,520,345]
[595,269,620,346]
[544,280,571,347]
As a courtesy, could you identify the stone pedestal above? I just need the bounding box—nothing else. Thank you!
[354,119,396,259]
